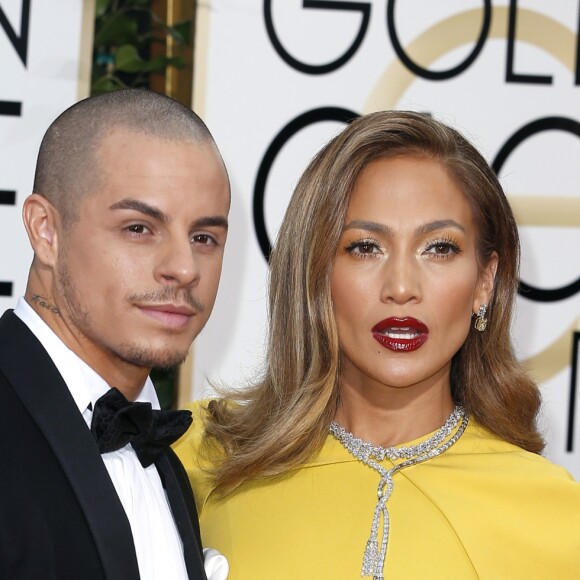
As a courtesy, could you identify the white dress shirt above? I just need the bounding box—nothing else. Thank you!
[15,298,188,580]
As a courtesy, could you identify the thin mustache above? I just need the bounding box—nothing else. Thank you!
[128,289,205,313]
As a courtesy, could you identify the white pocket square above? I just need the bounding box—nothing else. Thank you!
[203,548,229,580]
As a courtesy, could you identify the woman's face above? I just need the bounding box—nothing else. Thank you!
[330,155,496,396]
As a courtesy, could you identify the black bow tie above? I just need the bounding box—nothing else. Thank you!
[90,387,192,467]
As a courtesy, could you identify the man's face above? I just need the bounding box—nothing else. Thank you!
[52,128,229,378]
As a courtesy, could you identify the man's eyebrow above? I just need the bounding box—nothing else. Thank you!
[193,216,228,230]
[108,200,228,230]
[109,199,168,223]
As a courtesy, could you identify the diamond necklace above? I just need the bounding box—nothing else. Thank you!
[329,406,468,580]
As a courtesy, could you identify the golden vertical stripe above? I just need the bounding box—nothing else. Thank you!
[152,0,194,105]
[165,0,175,96]
[192,0,211,117]
[77,0,96,101]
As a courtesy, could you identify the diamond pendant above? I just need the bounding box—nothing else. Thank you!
[330,409,468,580]
[362,538,379,576]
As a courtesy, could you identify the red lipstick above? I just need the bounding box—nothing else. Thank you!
[372,317,429,352]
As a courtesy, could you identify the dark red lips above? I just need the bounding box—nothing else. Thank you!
[372,317,429,352]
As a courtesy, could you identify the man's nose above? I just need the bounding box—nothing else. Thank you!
[154,236,200,288]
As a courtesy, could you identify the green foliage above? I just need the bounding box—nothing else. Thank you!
[92,0,190,95]
[150,367,178,410]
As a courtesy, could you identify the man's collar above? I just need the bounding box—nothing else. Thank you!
[14,297,159,419]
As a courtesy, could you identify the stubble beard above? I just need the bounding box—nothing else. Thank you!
[57,260,191,371]
[115,343,190,370]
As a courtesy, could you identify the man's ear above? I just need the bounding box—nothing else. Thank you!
[474,251,499,312]
[22,194,60,267]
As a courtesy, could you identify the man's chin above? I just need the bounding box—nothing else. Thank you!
[118,345,190,370]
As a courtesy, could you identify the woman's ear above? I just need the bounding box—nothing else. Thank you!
[474,251,499,311]
[22,194,60,267]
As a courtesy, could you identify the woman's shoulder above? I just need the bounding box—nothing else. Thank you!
[184,398,213,437]
[459,420,576,483]
[174,398,225,463]
[441,421,580,563]
[173,398,226,510]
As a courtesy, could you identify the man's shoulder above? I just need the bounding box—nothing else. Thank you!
[0,308,51,372]
[0,309,39,375]
[0,308,17,330]
[0,308,35,345]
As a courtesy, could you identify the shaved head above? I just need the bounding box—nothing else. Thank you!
[22,88,230,395]
[33,89,221,223]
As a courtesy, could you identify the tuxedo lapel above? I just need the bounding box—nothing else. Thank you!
[0,311,140,580]
[156,449,207,579]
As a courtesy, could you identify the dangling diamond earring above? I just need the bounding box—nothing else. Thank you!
[473,304,488,332]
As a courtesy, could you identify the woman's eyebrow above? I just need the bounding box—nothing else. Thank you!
[342,220,392,235]
[342,219,465,235]
[417,219,465,235]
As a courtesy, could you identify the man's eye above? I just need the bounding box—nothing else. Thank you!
[127,224,150,235]
[192,234,216,245]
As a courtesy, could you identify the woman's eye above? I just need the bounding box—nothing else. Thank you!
[359,243,377,254]
[434,243,452,254]
[425,241,460,256]
[346,240,381,257]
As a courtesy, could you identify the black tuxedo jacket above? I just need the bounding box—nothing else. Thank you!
[0,310,207,580]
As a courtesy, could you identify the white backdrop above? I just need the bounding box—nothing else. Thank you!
[0,0,93,308]
[191,0,580,477]
[2,0,578,478]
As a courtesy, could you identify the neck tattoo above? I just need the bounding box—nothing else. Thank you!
[329,406,468,579]
[31,294,60,315]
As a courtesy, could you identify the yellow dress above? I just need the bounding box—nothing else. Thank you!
[174,402,580,579]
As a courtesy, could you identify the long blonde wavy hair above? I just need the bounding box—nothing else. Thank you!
[205,111,543,496]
